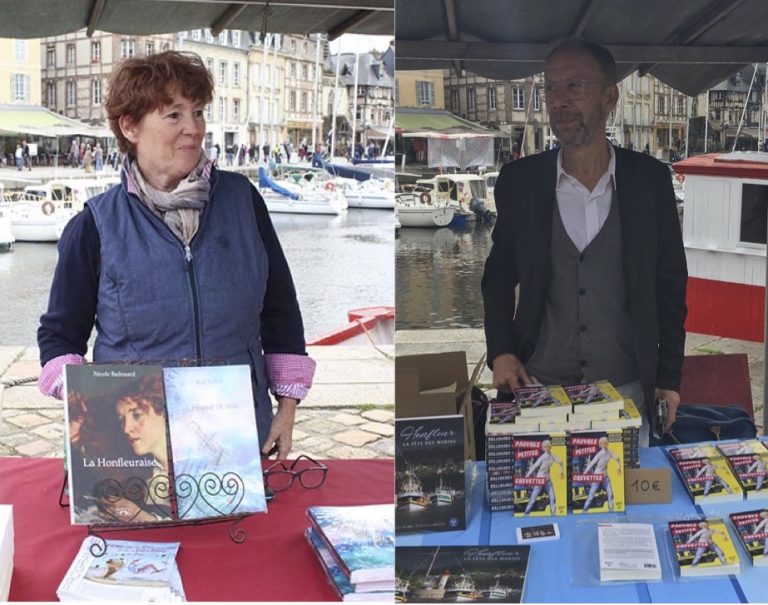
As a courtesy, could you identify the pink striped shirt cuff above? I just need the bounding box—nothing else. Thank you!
[38,353,87,400]
[265,353,316,401]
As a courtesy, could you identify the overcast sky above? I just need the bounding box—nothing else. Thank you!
[329,34,392,55]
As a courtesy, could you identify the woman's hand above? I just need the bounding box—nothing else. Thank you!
[262,397,298,459]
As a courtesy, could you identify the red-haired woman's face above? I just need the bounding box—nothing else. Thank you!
[120,90,205,191]
[115,397,166,458]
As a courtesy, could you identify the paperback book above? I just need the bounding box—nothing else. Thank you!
[668,518,740,577]
[729,509,768,567]
[598,523,662,582]
[64,363,267,526]
[396,415,465,533]
[395,546,530,603]
[0,505,12,602]
[565,381,624,415]
[56,537,185,601]
[568,429,625,514]
[305,528,394,601]
[485,401,520,433]
[513,385,571,418]
[667,445,743,505]
[307,504,395,585]
[511,432,567,516]
[717,440,768,500]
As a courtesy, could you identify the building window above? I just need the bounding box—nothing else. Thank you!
[232,98,240,121]
[218,30,227,45]
[416,80,435,106]
[740,184,768,244]
[91,41,101,63]
[534,87,541,111]
[676,96,685,116]
[232,31,241,48]
[121,39,135,59]
[161,42,169,52]
[219,61,228,86]
[46,46,56,67]
[265,65,271,86]
[205,29,214,43]
[46,81,56,107]
[301,91,308,112]
[233,62,241,87]
[66,44,76,65]
[219,96,225,121]
[91,79,102,105]
[66,80,76,107]
[301,64,308,80]
[291,38,297,52]
[657,94,666,114]
[290,62,296,78]
[488,86,497,110]
[513,86,524,109]
[11,74,30,101]
[145,41,154,56]
[14,39,25,62]
[191,29,201,40]
[451,87,459,112]
[289,90,296,111]
[310,64,315,81]
[206,57,214,74]
[205,103,212,121]
[467,86,476,112]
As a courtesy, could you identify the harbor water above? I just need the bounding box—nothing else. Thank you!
[395,223,494,330]
[0,208,394,347]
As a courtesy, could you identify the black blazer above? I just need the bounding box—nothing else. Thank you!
[481,147,688,413]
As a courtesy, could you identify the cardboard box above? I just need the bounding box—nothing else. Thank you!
[395,351,484,460]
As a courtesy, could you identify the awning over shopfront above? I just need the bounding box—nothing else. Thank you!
[396,107,504,138]
[0,105,112,139]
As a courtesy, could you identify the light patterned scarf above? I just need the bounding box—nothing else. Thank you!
[124,152,212,245]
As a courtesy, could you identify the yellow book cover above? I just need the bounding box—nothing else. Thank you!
[674,454,744,504]
[512,432,567,517]
[514,385,571,418]
[669,517,740,576]
[566,380,624,414]
[590,398,643,430]
[569,429,624,514]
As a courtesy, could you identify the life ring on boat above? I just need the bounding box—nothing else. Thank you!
[42,201,55,216]
[675,173,685,183]
[324,181,336,192]
[420,192,432,205]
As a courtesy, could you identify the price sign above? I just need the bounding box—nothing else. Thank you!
[624,468,672,504]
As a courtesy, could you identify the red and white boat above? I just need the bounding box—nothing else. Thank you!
[308,306,395,346]
[674,151,768,341]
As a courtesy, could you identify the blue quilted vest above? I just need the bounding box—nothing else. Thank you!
[87,170,272,445]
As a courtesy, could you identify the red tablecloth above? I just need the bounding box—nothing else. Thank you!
[0,457,394,601]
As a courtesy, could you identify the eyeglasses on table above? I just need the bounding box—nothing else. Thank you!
[263,454,328,492]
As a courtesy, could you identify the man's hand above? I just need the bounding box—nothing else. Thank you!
[656,388,680,433]
[491,354,532,393]
[262,397,298,460]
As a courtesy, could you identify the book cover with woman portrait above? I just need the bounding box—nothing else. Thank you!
[63,364,173,525]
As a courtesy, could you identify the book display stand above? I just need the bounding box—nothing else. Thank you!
[61,359,271,553]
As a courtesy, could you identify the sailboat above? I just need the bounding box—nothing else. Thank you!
[429,476,455,506]
[409,548,450,601]
[444,573,481,602]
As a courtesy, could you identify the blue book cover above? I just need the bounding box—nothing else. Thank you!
[307,504,395,584]
[163,365,267,519]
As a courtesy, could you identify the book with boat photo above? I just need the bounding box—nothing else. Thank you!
[395,545,530,603]
[395,415,466,534]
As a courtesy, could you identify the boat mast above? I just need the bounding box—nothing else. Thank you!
[330,47,342,160]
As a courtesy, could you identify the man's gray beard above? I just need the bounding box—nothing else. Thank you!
[551,123,592,149]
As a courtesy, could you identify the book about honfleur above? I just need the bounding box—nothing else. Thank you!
[668,518,740,577]
[395,415,466,533]
[567,429,625,514]
[667,444,743,505]
[511,432,567,517]
[64,363,266,526]
[306,504,395,586]
[729,509,768,567]
[395,545,530,603]
[717,440,768,500]
[513,385,571,418]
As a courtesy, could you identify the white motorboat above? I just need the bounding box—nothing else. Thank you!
[255,167,347,215]
[334,177,395,209]
[0,206,14,249]
[0,200,75,242]
[396,192,453,228]
[396,467,428,512]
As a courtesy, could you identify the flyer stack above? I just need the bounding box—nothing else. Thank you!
[56,537,186,601]
[0,506,12,601]
[305,504,394,602]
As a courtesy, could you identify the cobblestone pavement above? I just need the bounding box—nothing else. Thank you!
[0,345,394,460]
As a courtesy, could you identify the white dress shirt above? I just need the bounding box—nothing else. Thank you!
[555,143,616,252]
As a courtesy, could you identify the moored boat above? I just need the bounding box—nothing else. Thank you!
[308,306,394,346]
[255,167,346,215]
[0,206,14,250]
[397,468,429,512]
[0,200,75,242]
[396,192,453,228]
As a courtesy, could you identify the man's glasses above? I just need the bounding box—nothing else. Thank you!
[542,79,606,101]
[263,454,328,492]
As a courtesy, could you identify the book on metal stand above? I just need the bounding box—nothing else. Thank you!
[58,357,270,554]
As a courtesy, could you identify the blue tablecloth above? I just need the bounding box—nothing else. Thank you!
[396,447,767,603]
